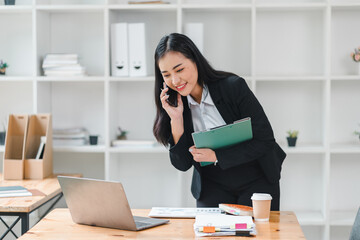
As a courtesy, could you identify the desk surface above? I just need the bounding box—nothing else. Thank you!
[0,174,81,213]
[19,209,306,239]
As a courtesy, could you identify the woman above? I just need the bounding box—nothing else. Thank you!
[153,33,286,210]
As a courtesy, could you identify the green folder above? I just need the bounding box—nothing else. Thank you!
[191,117,253,167]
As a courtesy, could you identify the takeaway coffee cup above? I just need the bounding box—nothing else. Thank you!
[251,193,272,222]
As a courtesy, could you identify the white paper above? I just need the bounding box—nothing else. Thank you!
[149,207,223,218]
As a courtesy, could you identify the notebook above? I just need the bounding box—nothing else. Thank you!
[58,176,169,231]
[191,117,253,166]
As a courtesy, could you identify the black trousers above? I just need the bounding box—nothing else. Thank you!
[196,176,280,210]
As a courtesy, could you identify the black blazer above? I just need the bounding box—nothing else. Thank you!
[168,75,286,199]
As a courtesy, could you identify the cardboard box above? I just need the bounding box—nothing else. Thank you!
[24,114,53,179]
[3,115,28,180]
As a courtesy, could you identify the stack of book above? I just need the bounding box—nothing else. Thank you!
[194,214,256,237]
[53,127,88,146]
[42,54,86,77]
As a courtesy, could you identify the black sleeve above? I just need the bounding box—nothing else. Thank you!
[168,131,194,172]
[215,77,276,170]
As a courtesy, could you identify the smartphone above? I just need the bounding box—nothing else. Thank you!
[165,85,178,107]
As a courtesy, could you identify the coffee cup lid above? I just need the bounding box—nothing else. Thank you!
[251,193,272,200]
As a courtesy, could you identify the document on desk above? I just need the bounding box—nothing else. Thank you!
[191,117,253,166]
[193,214,256,237]
[0,186,32,198]
[149,207,223,218]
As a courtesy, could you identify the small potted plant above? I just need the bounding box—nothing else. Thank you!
[354,124,360,141]
[0,60,8,75]
[351,47,360,74]
[117,127,128,140]
[286,130,299,147]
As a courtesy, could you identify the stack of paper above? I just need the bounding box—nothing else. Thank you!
[42,54,86,77]
[194,215,256,237]
[35,136,47,159]
[53,127,88,146]
[0,186,32,198]
[149,207,223,218]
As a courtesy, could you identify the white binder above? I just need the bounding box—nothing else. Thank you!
[184,23,204,53]
[111,23,129,76]
[128,23,147,77]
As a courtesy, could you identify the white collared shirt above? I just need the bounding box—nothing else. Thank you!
[187,85,226,133]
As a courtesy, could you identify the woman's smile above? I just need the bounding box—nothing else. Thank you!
[176,83,187,91]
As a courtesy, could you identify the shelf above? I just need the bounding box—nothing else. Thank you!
[182,4,251,10]
[281,144,326,154]
[331,2,360,9]
[331,75,360,81]
[256,2,326,10]
[330,210,358,226]
[108,4,177,10]
[109,145,167,153]
[53,145,106,153]
[0,77,34,82]
[295,211,325,226]
[255,76,325,82]
[0,5,32,13]
[36,76,105,82]
[109,76,154,82]
[36,5,105,12]
[330,143,360,153]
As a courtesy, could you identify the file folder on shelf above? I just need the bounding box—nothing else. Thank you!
[111,23,129,77]
[191,117,253,167]
[128,23,147,77]
[3,115,28,180]
[184,23,204,53]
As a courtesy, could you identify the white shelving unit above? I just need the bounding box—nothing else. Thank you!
[1,0,360,239]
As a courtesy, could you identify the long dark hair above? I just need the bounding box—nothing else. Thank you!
[153,33,232,146]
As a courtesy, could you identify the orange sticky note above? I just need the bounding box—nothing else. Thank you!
[203,226,215,233]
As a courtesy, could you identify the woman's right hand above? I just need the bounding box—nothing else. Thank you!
[160,82,184,121]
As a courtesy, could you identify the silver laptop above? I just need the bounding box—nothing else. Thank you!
[58,176,169,231]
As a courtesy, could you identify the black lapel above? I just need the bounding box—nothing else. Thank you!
[208,81,234,124]
[182,96,194,136]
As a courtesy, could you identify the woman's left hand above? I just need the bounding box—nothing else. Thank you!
[188,146,217,163]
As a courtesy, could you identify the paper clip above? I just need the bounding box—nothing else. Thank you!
[233,223,248,230]
[203,226,216,233]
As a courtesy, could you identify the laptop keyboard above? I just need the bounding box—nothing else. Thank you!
[135,221,152,228]
[134,216,154,228]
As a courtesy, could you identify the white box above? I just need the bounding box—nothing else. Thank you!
[128,23,147,77]
[184,23,204,53]
[111,23,129,77]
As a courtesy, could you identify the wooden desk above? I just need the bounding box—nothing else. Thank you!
[19,209,306,239]
[0,173,81,239]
